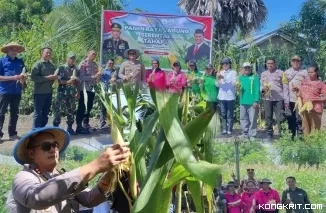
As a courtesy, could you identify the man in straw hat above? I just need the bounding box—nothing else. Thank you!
[118,49,146,85]
[255,178,280,213]
[31,46,57,129]
[8,126,130,212]
[285,55,307,140]
[53,52,80,135]
[0,42,27,141]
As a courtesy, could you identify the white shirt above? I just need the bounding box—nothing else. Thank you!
[216,69,237,101]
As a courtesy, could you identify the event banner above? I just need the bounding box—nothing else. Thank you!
[101,10,213,71]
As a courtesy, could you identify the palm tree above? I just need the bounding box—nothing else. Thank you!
[46,0,124,53]
[178,0,268,44]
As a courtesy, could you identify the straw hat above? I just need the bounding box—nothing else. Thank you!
[124,49,140,58]
[1,42,25,54]
[13,126,70,165]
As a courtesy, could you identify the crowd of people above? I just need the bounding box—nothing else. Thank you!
[1,42,325,143]
[1,41,321,212]
[207,169,314,213]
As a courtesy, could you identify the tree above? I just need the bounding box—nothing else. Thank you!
[46,0,125,53]
[178,0,267,45]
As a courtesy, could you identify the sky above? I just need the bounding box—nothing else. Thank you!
[54,0,306,34]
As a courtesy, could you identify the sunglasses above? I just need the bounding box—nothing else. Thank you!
[108,63,114,65]
[30,141,60,152]
[173,64,180,66]
[129,52,136,55]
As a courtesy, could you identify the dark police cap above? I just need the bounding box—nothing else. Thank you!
[111,23,122,30]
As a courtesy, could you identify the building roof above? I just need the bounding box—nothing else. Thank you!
[235,29,296,50]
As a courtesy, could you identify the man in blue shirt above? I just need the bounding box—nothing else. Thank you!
[100,59,121,128]
[0,42,27,141]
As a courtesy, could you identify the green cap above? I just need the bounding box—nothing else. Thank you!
[67,52,76,58]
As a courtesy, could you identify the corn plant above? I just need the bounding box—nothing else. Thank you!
[99,83,221,213]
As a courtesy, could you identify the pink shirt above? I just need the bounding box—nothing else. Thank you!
[256,188,280,211]
[225,192,242,213]
[300,79,326,113]
[241,192,256,213]
[166,71,187,93]
[146,69,166,91]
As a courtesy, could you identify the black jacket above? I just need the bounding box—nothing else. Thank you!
[185,43,210,63]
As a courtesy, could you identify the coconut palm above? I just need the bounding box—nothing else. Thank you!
[178,0,268,44]
[46,0,124,52]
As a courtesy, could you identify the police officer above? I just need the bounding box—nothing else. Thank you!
[9,126,130,212]
[102,23,129,63]
[53,52,80,134]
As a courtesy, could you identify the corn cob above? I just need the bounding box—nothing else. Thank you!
[282,72,288,84]
[299,101,313,114]
[54,68,60,86]
[263,78,271,96]
[168,53,178,67]
[19,67,27,89]
[70,68,79,80]
[294,97,303,112]
[116,56,123,64]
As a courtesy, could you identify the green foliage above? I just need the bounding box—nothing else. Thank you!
[213,141,268,165]
[275,130,326,168]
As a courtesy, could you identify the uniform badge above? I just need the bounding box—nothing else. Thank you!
[119,43,125,49]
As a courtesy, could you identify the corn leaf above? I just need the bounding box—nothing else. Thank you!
[163,163,190,189]
[83,83,88,112]
[205,184,215,213]
[203,112,220,163]
[185,108,215,148]
[183,161,221,187]
[156,91,221,186]
[186,179,204,213]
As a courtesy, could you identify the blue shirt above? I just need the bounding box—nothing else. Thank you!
[101,68,121,90]
[0,55,25,94]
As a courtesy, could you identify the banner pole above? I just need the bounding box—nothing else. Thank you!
[210,0,214,16]
[100,5,104,66]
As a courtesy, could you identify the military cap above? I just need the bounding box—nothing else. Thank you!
[291,55,302,61]
[67,52,76,58]
[111,23,122,31]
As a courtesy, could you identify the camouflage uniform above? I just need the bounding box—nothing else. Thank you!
[53,64,79,128]
[213,188,226,213]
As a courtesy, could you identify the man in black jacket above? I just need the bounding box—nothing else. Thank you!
[281,176,313,213]
[185,29,210,63]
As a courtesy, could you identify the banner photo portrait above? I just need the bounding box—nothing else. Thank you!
[101,10,213,71]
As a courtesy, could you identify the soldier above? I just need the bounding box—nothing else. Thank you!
[53,52,80,135]
[76,50,101,134]
[102,23,129,63]
[0,42,27,141]
[31,47,57,129]
[9,126,130,212]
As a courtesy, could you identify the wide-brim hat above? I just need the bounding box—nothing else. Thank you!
[1,42,25,54]
[261,178,272,184]
[227,181,237,187]
[124,49,140,58]
[13,126,70,165]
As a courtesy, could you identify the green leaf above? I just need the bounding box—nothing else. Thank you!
[163,163,190,189]
[183,161,221,187]
[203,112,220,163]
[186,179,204,213]
[185,108,215,148]
[156,91,196,163]
[205,184,215,213]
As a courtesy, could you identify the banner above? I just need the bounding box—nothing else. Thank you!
[100,10,213,71]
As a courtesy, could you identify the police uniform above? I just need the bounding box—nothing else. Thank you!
[10,163,107,213]
[102,23,129,62]
[53,62,79,130]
